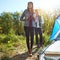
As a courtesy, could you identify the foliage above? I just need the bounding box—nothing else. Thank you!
[0,9,60,59]
[43,32,51,46]
[0,12,24,35]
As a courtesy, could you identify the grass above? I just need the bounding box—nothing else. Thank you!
[0,34,27,59]
[0,33,51,60]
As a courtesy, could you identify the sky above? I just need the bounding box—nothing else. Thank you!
[0,0,60,13]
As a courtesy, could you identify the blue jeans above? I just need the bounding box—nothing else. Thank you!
[35,28,43,45]
[24,26,34,49]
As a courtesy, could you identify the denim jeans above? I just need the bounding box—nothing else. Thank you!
[35,28,43,45]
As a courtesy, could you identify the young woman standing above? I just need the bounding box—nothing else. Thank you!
[35,9,44,48]
[20,2,35,56]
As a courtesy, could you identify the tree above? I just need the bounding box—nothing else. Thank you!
[0,12,13,34]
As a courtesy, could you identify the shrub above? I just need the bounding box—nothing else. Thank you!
[0,34,20,44]
[43,32,51,46]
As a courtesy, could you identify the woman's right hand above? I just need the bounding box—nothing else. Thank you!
[25,16,29,20]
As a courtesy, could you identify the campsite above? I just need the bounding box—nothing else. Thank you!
[0,10,60,60]
[0,0,60,60]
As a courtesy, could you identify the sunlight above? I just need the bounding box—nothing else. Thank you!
[34,0,60,11]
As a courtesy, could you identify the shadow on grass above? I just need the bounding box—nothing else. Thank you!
[11,52,28,60]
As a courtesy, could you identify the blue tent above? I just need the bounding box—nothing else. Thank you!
[50,16,60,41]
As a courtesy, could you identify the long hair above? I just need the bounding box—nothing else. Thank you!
[35,9,39,16]
[27,2,34,14]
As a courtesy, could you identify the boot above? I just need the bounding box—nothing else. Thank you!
[28,48,32,57]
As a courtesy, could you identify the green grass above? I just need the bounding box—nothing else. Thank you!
[0,34,27,60]
[0,33,51,60]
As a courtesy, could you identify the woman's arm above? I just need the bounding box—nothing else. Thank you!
[41,16,44,25]
[20,10,25,21]
[39,16,44,24]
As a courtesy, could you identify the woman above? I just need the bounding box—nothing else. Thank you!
[35,9,44,48]
[20,2,35,56]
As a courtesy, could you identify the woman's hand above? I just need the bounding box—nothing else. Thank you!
[25,16,29,20]
[33,13,36,21]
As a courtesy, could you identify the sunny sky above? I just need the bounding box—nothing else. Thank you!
[0,0,60,13]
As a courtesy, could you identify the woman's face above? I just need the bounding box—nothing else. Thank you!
[28,3,33,9]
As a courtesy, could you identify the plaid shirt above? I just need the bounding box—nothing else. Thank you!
[20,9,35,27]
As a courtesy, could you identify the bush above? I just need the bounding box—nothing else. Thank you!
[0,34,6,43]
[0,34,20,44]
[18,35,25,40]
[43,33,51,46]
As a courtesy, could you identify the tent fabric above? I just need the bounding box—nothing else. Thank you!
[45,41,60,52]
[44,41,60,60]
[39,41,60,60]
[50,16,60,40]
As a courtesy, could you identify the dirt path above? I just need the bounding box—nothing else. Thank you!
[11,46,41,60]
[0,46,42,60]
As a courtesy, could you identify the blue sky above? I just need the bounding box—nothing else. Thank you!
[0,0,60,13]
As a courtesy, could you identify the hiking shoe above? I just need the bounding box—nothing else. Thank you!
[28,49,32,57]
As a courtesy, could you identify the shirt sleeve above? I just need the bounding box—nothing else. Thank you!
[20,10,26,21]
[41,16,44,25]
